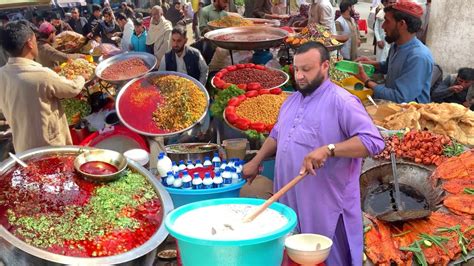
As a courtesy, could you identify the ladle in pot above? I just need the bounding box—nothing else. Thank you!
[377,152,431,223]
[242,173,307,223]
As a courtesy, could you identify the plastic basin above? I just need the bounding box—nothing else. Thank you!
[165,180,246,208]
[340,76,374,102]
[165,198,297,266]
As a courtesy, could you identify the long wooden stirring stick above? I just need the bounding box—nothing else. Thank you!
[242,173,307,223]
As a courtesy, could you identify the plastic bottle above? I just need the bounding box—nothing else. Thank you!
[202,172,213,189]
[230,167,239,184]
[220,160,228,171]
[211,152,221,167]
[178,160,186,171]
[192,173,203,189]
[203,156,212,167]
[194,159,204,168]
[213,172,223,188]
[235,161,243,180]
[222,167,232,186]
[181,170,192,189]
[172,174,182,188]
[227,158,235,168]
[214,162,221,174]
[156,152,172,179]
[186,160,195,170]
[171,161,179,174]
[165,171,175,187]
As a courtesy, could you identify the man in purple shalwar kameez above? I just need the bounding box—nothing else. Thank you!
[244,42,384,265]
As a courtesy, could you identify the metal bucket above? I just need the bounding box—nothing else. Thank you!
[165,143,219,163]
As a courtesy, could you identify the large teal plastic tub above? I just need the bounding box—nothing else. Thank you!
[165,180,246,208]
[165,198,297,266]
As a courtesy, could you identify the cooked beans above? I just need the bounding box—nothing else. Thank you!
[151,75,207,131]
[102,58,149,80]
[222,68,286,89]
[236,94,288,124]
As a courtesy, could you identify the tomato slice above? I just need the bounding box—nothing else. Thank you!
[250,122,266,133]
[236,64,246,69]
[254,65,266,70]
[226,65,237,71]
[259,89,271,95]
[247,82,261,91]
[226,113,238,123]
[245,63,255,68]
[214,72,223,79]
[237,95,247,102]
[223,83,233,90]
[270,88,282,94]
[235,119,250,130]
[227,98,241,107]
[237,84,247,91]
[245,90,259,98]
[266,124,274,132]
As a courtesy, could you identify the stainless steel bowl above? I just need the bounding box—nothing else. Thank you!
[204,26,288,51]
[0,146,173,266]
[74,149,128,182]
[165,143,219,163]
[95,52,157,84]
[115,71,210,138]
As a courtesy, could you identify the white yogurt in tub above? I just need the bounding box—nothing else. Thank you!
[173,204,289,240]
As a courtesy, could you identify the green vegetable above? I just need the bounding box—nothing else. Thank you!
[210,85,245,119]
[245,130,265,142]
[400,241,427,266]
[443,140,464,157]
[61,98,91,125]
[8,171,157,249]
[464,188,474,195]
[392,230,412,238]
[419,233,448,254]
[437,225,470,256]
[363,225,371,233]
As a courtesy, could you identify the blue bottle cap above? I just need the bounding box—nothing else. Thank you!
[214,152,219,156]
[204,156,210,160]
[215,172,221,177]
[187,160,193,163]
[167,171,173,175]
[215,162,221,166]
[193,173,200,178]
[183,170,188,175]
[196,159,201,163]
[172,161,177,166]
[158,153,164,159]
[222,160,227,163]
[225,166,231,171]
[179,160,185,164]
[205,172,211,178]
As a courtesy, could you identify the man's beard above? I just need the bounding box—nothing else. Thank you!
[173,46,185,54]
[296,72,325,97]
[385,28,400,44]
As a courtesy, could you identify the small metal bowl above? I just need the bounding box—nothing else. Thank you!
[74,149,128,182]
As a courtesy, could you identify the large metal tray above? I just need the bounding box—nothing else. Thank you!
[115,71,210,138]
[204,26,288,51]
[210,66,289,90]
[207,18,279,30]
[95,52,157,84]
[0,145,173,266]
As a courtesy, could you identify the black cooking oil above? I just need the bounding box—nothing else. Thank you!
[365,183,429,214]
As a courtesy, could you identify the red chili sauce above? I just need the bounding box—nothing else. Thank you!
[0,154,162,257]
[80,161,118,175]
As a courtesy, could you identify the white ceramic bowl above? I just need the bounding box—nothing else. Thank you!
[285,234,333,265]
[123,149,150,167]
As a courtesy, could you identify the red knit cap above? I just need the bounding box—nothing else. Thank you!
[39,22,55,35]
[391,0,423,18]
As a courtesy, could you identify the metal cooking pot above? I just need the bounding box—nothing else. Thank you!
[0,146,173,266]
[165,143,219,163]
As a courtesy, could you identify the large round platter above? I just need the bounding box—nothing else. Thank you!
[211,66,289,90]
[115,71,210,137]
[204,26,288,51]
[207,18,279,30]
[95,52,157,84]
[0,145,173,265]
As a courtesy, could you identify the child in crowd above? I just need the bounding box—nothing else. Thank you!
[130,18,147,52]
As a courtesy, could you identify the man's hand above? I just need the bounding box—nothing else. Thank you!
[449,85,464,93]
[355,56,371,63]
[299,146,330,176]
[355,63,369,83]
[243,160,260,184]
[377,40,385,49]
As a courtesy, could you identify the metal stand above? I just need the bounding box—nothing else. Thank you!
[228,49,234,65]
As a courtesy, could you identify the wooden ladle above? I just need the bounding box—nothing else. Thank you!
[242,173,307,223]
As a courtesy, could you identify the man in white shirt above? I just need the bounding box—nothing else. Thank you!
[116,13,134,51]
[308,0,336,33]
[159,26,208,85]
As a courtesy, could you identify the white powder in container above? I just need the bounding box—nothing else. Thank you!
[173,204,288,240]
